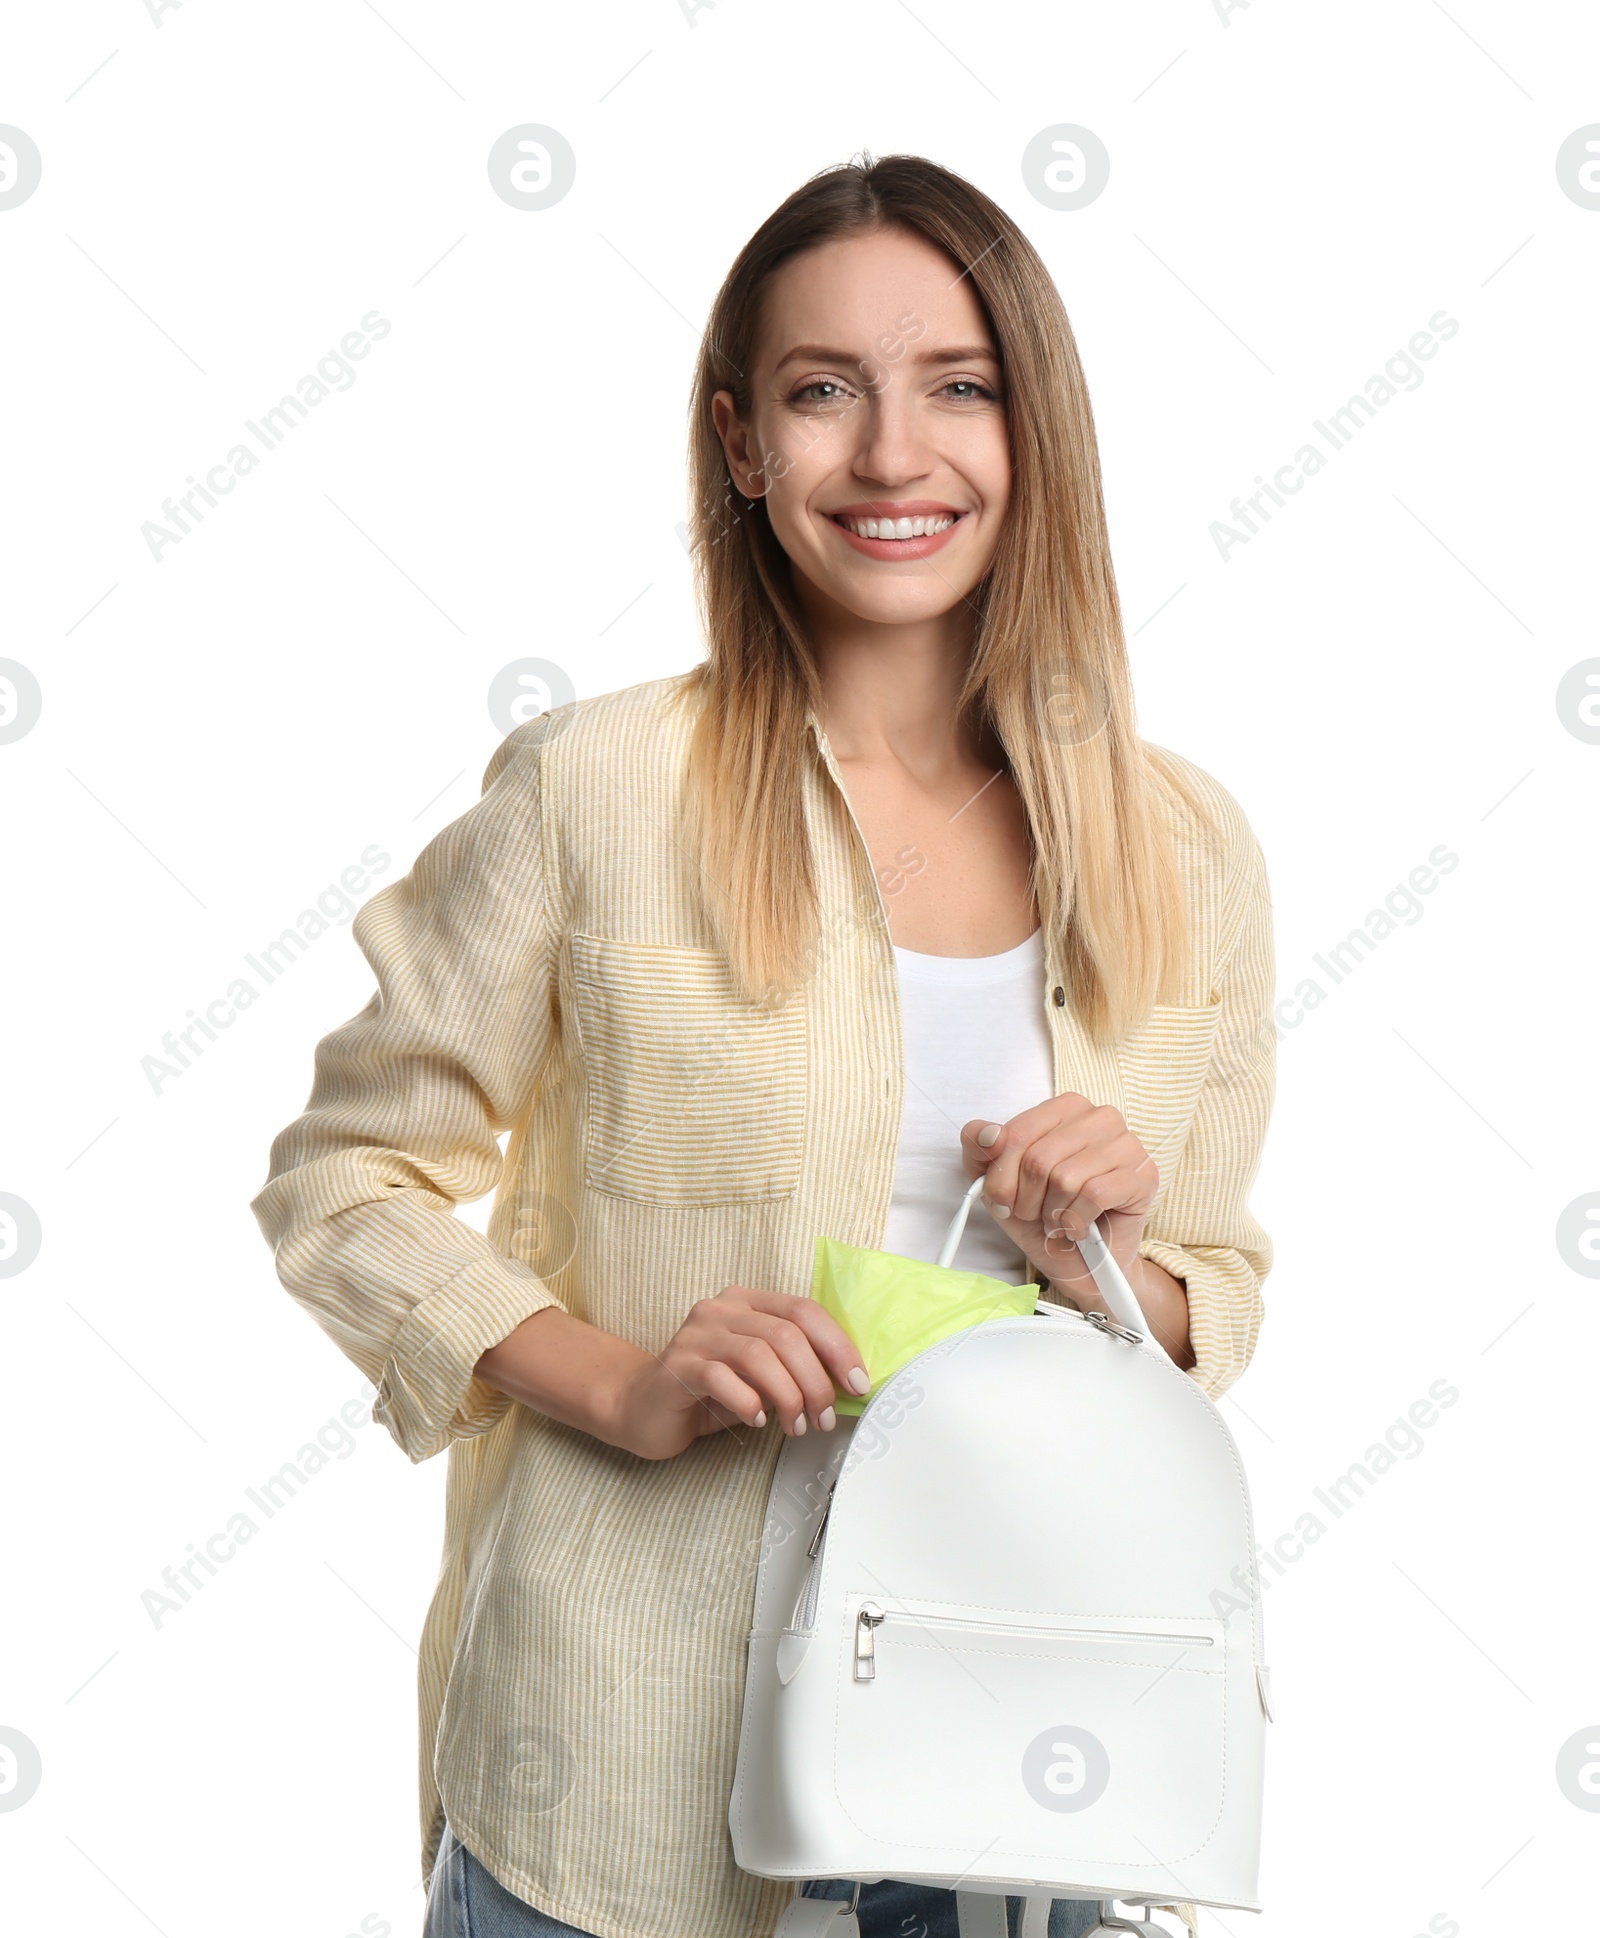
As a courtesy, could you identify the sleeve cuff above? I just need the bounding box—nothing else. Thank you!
[377,1251,562,1463]
[1138,1238,1264,1400]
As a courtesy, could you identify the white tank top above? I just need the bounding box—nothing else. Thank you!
[879,928,1056,1282]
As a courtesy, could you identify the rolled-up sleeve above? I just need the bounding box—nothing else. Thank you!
[1139,817,1275,1399]
[249,715,565,1462]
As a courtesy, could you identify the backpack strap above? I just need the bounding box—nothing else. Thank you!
[780,1888,1192,1937]
[955,1891,1008,1937]
[772,1894,859,1937]
[1081,1905,1182,1934]
[1018,1893,1054,1937]
[958,1894,1178,1935]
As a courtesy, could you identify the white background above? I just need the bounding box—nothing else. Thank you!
[2,3,1596,1935]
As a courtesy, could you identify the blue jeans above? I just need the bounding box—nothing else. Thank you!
[423,1823,597,1937]
[422,1820,1105,1937]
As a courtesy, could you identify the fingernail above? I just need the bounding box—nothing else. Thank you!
[819,1406,836,1431]
[793,1414,807,1436]
[992,1204,1010,1219]
[846,1367,871,1394]
[754,1410,766,1428]
[977,1123,1002,1148]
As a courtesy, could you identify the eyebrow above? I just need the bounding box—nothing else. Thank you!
[772,342,1000,369]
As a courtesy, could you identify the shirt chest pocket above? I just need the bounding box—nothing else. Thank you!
[1114,998,1224,1185]
[569,933,808,1206]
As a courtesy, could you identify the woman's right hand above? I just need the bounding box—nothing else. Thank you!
[613,1286,871,1461]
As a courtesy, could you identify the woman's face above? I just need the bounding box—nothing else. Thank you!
[712,225,1011,631]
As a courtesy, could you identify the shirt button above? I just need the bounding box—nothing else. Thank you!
[1052,985,1066,1007]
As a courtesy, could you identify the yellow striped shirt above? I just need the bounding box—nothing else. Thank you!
[248,673,1274,1938]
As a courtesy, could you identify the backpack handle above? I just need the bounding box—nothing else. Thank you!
[940,1175,1154,1345]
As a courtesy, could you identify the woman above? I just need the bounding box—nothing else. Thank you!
[251,154,1274,1938]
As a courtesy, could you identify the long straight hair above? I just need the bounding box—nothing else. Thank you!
[674,153,1215,1044]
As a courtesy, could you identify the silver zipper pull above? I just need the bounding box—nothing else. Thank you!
[807,1481,837,1559]
[854,1601,885,1681]
[1084,1309,1143,1346]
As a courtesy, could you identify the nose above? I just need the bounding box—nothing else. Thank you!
[848,378,936,489]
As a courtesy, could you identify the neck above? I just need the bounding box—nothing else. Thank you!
[804,596,982,770]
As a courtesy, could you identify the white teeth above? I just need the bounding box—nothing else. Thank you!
[841,514,956,540]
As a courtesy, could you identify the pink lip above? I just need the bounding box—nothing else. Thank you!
[827,503,967,562]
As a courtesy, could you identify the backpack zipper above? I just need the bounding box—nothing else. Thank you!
[854,1601,887,1678]
[852,1602,1214,1683]
[807,1480,836,1559]
[784,1481,839,1637]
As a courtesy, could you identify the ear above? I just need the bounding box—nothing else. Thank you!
[711,388,766,498]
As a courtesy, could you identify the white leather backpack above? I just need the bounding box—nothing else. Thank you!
[730,1180,1271,1938]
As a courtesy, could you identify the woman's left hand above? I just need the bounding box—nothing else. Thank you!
[959,1090,1157,1293]
[959,1093,1193,1367]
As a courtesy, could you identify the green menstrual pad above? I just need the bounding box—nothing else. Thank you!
[811,1234,1039,1416]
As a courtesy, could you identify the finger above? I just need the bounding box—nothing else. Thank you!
[995,1091,1097,1147]
[723,1314,846,1431]
[717,1333,823,1436]
[997,1123,1103,1225]
[733,1290,871,1407]
[694,1357,769,1433]
[958,1094,1095,1206]
[1097,1203,1154,1254]
[987,1098,1113,1223]
[1047,1159,1159,1238]
[1036,1128,1152,1224]
[958,1116,1007,1179]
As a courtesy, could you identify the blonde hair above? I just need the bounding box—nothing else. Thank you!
[674,152,1216,1044]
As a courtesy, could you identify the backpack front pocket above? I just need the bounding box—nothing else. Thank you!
[830,1594,1228,1870]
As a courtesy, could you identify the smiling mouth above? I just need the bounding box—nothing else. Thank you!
[831,511,962,541]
